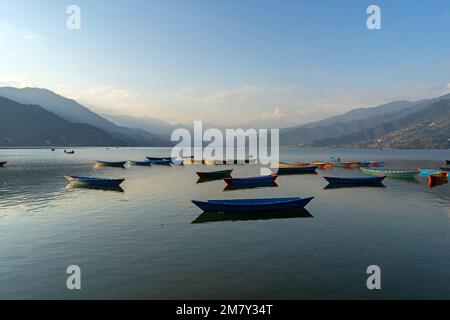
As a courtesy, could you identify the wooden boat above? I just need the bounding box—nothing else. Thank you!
[428,172,448,187]
[324,176,385,186]
[147,156,172,162]
[64,175,125,187]
[192,196,315,213]
[311,161,332,169]
[224,174,278,187]
[94,161,126,167]
[360,167,418,178]
[127,160,152,166]
[344,162,361,169]
[150,159,172,166]
[277,165,318,175]
[359,161,384,168]
[0,161,7,167]
[439,167,450,172]
[418,168,442,176]
[196,169,233,180]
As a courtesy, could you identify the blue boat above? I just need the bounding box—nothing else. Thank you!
[149,159,172,166]
[127,160,152,166]
[277,165,318,175]
[147,156,173,163]
[94,161,126,168]
[192,196,315,213]
[64,176,125,187]
[224,175,278,187]
[324,176,385,186]
[418,168,442,176]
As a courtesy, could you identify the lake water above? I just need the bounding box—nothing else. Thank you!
[0,147,449,299]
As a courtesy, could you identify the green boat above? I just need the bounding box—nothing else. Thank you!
[360,167,418,178]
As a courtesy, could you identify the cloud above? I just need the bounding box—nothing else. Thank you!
[0,21,38,41]
[0,75,35,88]
[261,108,286,120]
[201,85,263,103]
[24,33,36,40]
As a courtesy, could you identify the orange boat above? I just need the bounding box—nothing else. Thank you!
[428,172,448,187]
[344,162,361,169]
[311,161,332,170]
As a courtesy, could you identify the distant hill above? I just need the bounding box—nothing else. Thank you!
[0,97,126,146]
[307,98,450,149]
[0,87,171,146]
[280,94,450,146]
[102,113,175,135]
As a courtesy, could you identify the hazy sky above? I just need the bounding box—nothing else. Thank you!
[0,0,449,126]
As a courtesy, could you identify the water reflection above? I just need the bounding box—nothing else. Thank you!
[192,208,313,224]
[64,183,125,193]
[223,182,279,191]
[324,183,386,190]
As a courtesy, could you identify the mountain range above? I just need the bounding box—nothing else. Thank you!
[280,93,450,148]
[0,87,170,147]
[0,86,449,148]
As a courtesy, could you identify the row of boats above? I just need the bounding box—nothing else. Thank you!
[3,156,448,214]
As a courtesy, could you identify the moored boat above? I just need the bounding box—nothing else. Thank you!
[94,160,126,168]
[150,159,172,166]
[224,174,278,187]
[446,160,450,165]
[418,168,442,176]
[196,169,233,180]
[277,165,318,175]
[64,175,125,187]
[127,160,152,166]
[428,172,448,187]
[360,167,418,178]
[0,161,6,167]
[324,176,385,186]
[147,156,172,162]
[192,196,315,213]
[311,161,332,169]
[439,167,450,172]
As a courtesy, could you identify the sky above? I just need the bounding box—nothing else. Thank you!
[0,0,449,126]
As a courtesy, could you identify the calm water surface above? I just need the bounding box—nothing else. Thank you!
[0,147,449,299]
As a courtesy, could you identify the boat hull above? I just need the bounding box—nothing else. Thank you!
[150,159,172,166]
[224,175,278,187]
[197,169,233,180]
[65,176,125,187]
[147,157,172,162]
[94,161,126,168]
[360,167,418,178]
[127,160,152,166]
[324,176,385,186]
[428,173,448,187]
[277,165,318,175]
[192,196,315,213]
[419,168,442,176]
